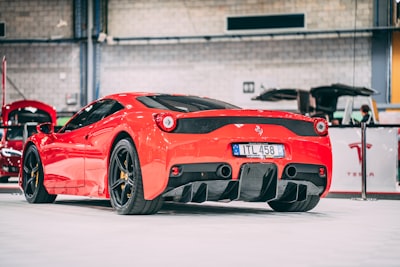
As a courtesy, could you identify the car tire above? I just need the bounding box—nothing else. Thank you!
[267,195,320,212]
[22,145,57,203]
[108,139,163,215]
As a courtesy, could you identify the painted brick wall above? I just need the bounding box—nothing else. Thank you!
[0,44,81,111]
[0,0,73,39]
[0,0,374,111]
[0,0,78,111]
[108,0,372,37]
[103,0,373,109]
[101,36,371,109]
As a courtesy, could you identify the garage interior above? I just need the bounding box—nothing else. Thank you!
[1,1,400,267]
[0,0,398,111]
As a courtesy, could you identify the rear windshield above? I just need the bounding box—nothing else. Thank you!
[137,95,240,112]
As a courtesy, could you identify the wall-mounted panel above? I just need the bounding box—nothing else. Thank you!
[227,14,305,31]
[0,22,5,38]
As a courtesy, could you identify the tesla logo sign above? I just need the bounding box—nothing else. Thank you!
[348,142,374,178]
[348,142,372,164]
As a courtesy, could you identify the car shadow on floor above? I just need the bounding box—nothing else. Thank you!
[52,197,328,217]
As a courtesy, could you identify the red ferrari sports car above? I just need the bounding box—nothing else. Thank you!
[19,92,332,215]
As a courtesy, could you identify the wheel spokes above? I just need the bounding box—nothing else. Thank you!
[126,173,134,186]
[110,178,124,190]
[120,184,130,204]
[23,165,30,174]
[110,148,136,206]
[31,164,39,174]
[23,153,33,174]
[23,152,40,196]
[115,152,128,173]
[24,176,36,194]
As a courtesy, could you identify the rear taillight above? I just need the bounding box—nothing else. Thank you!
[313,118,328,136]
[154,113,177,132]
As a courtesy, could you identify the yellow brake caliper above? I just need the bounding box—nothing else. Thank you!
[120,159,131,198]
[33,163,39,187]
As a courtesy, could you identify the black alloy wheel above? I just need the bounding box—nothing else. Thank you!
[22,145,57,203]
[108,138,163,215]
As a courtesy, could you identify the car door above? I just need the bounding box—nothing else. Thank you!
[41,102,102,188]
[42,126,88,188]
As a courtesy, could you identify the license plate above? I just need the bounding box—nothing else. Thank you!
[232,143,285,158]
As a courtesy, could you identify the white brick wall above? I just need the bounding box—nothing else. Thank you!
[108,0,372,37]
[0,0,73,39]
[0,0,375,110]
[101,36,371,109]
[0,44,81,111]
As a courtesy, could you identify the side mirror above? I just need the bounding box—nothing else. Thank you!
[36,122,54,134]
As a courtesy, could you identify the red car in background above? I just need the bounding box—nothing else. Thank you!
[20,92,332,214]
[0,99,57,182]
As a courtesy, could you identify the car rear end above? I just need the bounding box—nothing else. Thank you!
[143,108,331,209]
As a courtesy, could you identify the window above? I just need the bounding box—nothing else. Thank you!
[61,99,123,132]
[137,95,240,112]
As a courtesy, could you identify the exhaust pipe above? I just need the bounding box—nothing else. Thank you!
[285,165,297,178]
[216,164,232,179]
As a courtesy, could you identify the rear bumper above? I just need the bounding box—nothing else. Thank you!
[163,162,327,203]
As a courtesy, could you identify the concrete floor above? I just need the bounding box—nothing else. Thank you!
[1,189,400,267]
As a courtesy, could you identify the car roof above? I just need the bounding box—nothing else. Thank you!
[98,92,241,111]
[99,92,158,105]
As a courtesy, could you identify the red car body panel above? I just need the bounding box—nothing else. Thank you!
[0,100,57,179]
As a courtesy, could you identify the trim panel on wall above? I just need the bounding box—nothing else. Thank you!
[227,13,305,32]
[0,22,5,38]
[392,31,400,104]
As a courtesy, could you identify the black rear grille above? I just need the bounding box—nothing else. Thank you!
[173,117,317,136]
